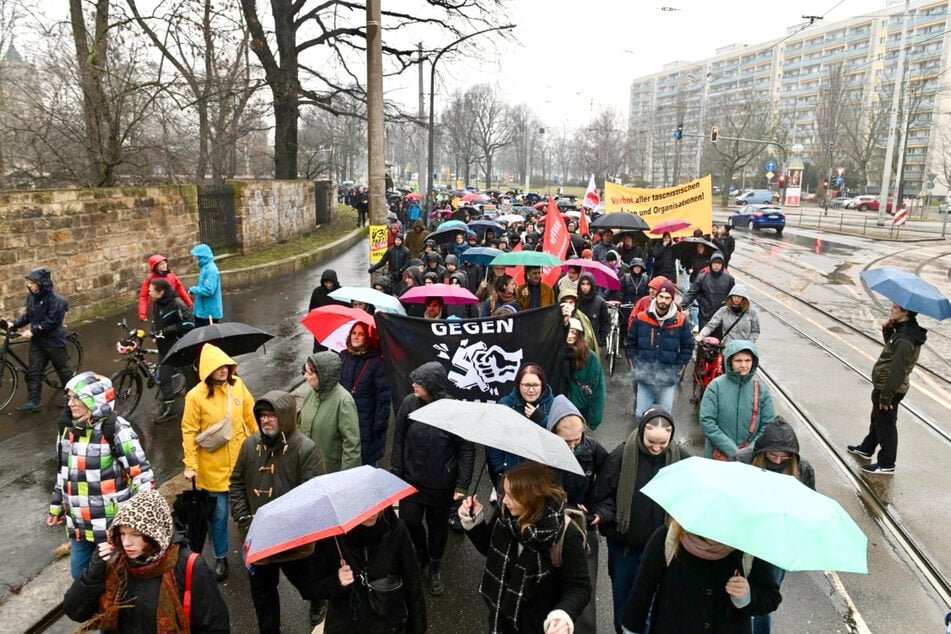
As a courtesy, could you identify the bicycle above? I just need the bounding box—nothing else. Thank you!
[110,319,186,418]
[0,326,84,411]
[604,302,635,376]
[690,336,724,404]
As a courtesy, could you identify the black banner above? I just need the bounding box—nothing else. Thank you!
[375,305,565,407]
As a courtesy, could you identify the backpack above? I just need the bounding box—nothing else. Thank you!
[663,525,752,576]
[550,508,589,567]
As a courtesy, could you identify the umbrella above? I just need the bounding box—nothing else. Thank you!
[427,226,469,247]
[400,283,479,305]
[460,246,504,266]
[436,219,468,232]
[329,287,406,315]
[162,322,274,366]
[461,192,487,203]
[468,219,503,238]
[562,258,620,290]
[641,457,868,573]
[405,192,422,200]
[244,466,416,565]
[556,199,579,210]
[650,218,692,235]
[497,214,526,225]
[409,400,584,475]
[860,268,951,320]
[490,251,563,267]
[301,305,375,352]
[590,212,650,232]
[672,236,718,262]
[172,481,216,554]
[341,180,354,186]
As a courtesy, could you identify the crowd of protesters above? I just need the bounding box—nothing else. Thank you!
[9,188,894,634]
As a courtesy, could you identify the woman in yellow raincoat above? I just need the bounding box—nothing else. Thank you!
[181,344,257,582]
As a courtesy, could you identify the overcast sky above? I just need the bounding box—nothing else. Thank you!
[403,0,892,131]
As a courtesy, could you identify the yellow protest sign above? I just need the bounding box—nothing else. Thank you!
[369,225,388,263]
[604,175,713,237]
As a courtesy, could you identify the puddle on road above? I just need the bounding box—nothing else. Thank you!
[823,263,855,285]
[781,233,855,256]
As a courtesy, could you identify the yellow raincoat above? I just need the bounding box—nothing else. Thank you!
[181,344,258,492]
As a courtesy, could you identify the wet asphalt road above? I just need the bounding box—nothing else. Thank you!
[11,226,951,633]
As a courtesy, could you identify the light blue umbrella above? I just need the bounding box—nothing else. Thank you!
[860,268,951,320]
[436,219,468,232]
[244,466,415,564]
[460,246,504,266]
[329,287,406,315]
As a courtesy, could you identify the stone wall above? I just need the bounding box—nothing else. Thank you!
[233,180,315,253]
[0,186,199,322]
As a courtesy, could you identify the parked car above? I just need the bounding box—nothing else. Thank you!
[847,195,893,213]
[938,194,951,213]
[730,204,785,235]
[734,189,775,205]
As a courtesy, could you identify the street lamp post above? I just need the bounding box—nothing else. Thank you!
[425,25,515,214]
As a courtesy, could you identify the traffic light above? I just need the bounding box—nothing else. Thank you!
[674,122,683,140]
[777,174,787,187]
[822,179,829,189]
[710,125,719,142]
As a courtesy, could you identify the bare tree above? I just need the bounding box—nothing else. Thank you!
[468,84,512,188]
[705,89,774,205]
[578,109,627,186]
[441,89,479,185]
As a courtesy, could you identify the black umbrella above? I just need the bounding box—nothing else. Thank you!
[162,321,274,366]
[672,236,719,262]
[427,226,469,247]
[172,481,216,554]
[590,212,650,231]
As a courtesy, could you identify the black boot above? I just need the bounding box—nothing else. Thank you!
[429,559,444,596]
[156,401,176,422]
[309,600,327,626]
[213,557,228,582]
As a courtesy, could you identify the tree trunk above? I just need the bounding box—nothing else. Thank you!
[485,152,493,189]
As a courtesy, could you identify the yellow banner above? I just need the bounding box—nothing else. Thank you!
[604,175,713,237]
[369,225,388,263]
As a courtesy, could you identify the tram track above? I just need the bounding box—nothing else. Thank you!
[758,366,951,613]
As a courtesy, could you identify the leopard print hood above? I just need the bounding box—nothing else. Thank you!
[110,489,173,556]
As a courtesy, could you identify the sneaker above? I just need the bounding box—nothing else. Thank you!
[15,400,41,413]
[156,402,176,422]
[861,463,895,475]
[847,445,873,460]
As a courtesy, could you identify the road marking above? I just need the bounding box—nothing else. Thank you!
[824,570,872,634]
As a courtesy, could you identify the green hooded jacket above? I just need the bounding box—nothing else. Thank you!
[299,351,362,473]
[699,339,775,458]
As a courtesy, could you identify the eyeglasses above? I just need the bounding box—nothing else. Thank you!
[520,383,542,390]
[258,412,278,421]
[66,395,82,404]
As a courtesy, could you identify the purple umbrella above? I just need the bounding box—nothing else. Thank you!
[400,283,480,305]
[562,258,620,291]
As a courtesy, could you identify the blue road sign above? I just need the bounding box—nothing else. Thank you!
[765,160,777,172]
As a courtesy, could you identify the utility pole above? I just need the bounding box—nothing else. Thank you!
[417,42,424,190]
[878,0,910,227]
[366,0,386,226]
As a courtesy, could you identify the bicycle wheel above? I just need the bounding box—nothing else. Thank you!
[43,333,85,388]
[606,329,617,376]
[0,360,19,410]
[110,368,143,418]
[169,370,188,397]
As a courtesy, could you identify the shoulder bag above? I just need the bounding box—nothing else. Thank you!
[195,385,234,451]
[712,378,759,461]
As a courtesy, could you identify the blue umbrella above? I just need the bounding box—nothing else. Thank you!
[244,466,416,564]
[468,219,503,239]
[329,287,406,315]
[460,246,504,266]
[860,268,951,320]
[436,219,468,232]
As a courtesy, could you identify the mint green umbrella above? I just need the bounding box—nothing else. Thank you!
[490,251,563,267]
[641,457,868,573]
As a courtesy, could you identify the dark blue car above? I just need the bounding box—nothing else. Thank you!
[729,204,785,235]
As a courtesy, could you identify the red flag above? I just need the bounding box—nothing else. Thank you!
[506,242,525,286]
[541,196,570,287]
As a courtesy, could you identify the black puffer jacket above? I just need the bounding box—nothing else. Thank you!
[684,264,735,327]
[391,362,474,499]
[314,507,427,634]
[230,390,324,561]
[12,267,69,348]
[576,272,610,345]
[559,434,609,523]
[151,287,193,359]
[651,241,677,281]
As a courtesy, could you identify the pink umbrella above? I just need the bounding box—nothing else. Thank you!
[650,219,692,235]
[562,258,620,291]
[405,192,422,200]
[400,283,480,305]
[460,192,487,203]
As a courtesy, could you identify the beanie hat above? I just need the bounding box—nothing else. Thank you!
[648,275,670,290]
[110,489,173,559]
[568,317,583,332]
[710,251,725,263]
[558,287,578,302]
[656,281,677,298]
[65,371,115,419]
[546,394,586,432]
[581,249,593,259]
